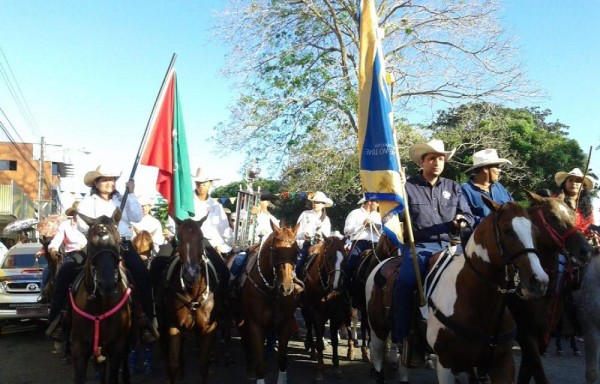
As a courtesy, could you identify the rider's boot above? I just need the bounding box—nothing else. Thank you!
[140,315,160,344]
[142,346,154,373]
[45,311,66,341]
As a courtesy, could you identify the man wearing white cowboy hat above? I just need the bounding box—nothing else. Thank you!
[132,195,165,254]
[191,167,232,253]
[46,164,160,343]
[393,139,474,362]
[295,191,333,276]
[461,148,514,227]
[343,195,381,281]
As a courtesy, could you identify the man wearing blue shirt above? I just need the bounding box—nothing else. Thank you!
[461,148,513,228]
[393,139,474,365]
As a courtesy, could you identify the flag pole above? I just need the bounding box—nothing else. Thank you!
[576,145,593,209]
[120,53,178,211]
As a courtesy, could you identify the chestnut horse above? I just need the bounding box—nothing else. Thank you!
[367,197,549,383]
[132,230,154,266]
[509,192,592,384]
[238,222,299,384]
[154,217,217,384]
[349,233,400,362]
[70,209,132,384]
[301,236,352,379]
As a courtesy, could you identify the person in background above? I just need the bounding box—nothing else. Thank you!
[461,148,513,228]
[132,195,164,255]
[295,191,333,276]
[252,192,280,244]
[344,195,381,282]
[40,202,87,302]
[393,139,474,364]
[45,165,159,343]
[554,168,597,241]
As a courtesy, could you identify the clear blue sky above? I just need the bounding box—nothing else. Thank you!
[1,1,599,194]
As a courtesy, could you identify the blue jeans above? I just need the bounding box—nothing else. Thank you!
[230,252,247,278]
[346,240,375,277]
[393,241,451,342]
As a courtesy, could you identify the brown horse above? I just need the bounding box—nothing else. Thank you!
[300,236,352,379]
[238,222,299,384]
[349,233,400,362]
[367,197,549,383]
[132,230,154,266]
[154,217,217,384]
[71,209,133,384]
[509,192,592,384]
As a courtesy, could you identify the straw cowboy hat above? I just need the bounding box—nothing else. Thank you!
[308,191,334,207]
[192,167,220,183]
[409,139,456,164]
[554,168,595,190]
[83,165,122,187]
[465,149,512,173]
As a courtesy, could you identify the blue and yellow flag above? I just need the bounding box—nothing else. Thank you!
[358,0,404,246]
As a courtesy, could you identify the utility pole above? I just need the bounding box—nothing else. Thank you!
[37,136,45,221]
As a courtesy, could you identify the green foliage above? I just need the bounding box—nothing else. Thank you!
[152,199,169,228]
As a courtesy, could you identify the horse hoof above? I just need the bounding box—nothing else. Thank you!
[347,347,355,361]
[310,351,317,361]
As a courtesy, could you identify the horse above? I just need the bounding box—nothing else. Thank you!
[129,229,156,374]
[575,249,600,383]
[366,197,549,384]
[238,222,299,384]
[349,232,400,362]
[70,209,133,384]
[300,235,352,379]
[509,191,592,384]
[153,217,218,384]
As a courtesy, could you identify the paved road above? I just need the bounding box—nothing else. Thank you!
[0,318,586,384]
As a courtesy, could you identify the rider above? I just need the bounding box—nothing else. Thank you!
[461,148,513,228]
[132,195,164,256]
[393,139,474,362]
[295,191,333,277]
[45,165,159,343]
[191,167,232,294]
[39,202,87,302]
[343,195,381,283]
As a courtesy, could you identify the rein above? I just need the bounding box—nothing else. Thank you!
[69,285,132,360]
[248,234,297,297]
[535,208,580,254]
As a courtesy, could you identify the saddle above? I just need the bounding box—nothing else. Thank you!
[373,256,402,316]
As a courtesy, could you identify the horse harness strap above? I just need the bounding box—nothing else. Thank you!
[463,254,520,294]
[68,285,132,360]
[536,208,580,253]
[493,205,539,264]
[428,298,516,346]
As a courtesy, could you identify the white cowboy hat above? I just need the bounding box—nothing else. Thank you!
[357,195,377,205]
[465,149,512,173]
[308,191,333,207]
[408,139,456,164]
[554,168,595,190]
[192,167,220,183]
[83,165,122,187]
[137,195,155,206]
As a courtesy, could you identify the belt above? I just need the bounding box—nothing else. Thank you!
[121,237,132,242]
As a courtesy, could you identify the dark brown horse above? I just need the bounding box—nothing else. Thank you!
[154,217,217,384]
[509,192,592,384]
[367,198,549,383]
[300,236,352,379]
[71,209,133,384]
[238,222,299,384]
[349,233,400,362]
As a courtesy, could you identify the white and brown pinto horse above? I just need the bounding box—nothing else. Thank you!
[427,197,548,382]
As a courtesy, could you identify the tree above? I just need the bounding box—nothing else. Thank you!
[214,0,539,180]
[428,103,587,202]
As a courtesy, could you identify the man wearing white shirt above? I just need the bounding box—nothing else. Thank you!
[344,196,381,280]
[133,196,165,254]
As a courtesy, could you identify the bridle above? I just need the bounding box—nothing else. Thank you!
[86,247,121,299]
[534,207,579,255]
[314,238,345,293]
[254,233,297,294]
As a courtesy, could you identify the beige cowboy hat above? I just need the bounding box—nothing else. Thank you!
[308,191,334,208]
[83,165,122,187]
[465,149,512,173]
[409,139,456,164]
[192,167,220,183]
[554,168,595,190]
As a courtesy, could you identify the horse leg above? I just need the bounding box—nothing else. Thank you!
[583,330,600,384]
[487,352,515,384]
[276,319,293,384]
[571,335,582,356]
[197,330,216,383]
[314,311,326,381]
[369,331,387,384]
[515,333,549,384]
[435,360,457,384]
[70,342,91,384]
[249,321,267,384]
[166,328,182,384]
[361,309,370,362]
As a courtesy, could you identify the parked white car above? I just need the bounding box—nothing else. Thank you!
[0,243,48,324]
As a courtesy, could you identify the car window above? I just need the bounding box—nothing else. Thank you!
[2,252,48,269]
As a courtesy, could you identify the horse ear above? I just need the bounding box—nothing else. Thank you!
[174,216,182,227]
[78,212,95,227]
[270,218,281,232]
[525,190,544,205]
[292,222,301,236]
[481,194,501,212]
[112,208,122,224]
[198,214,209,228]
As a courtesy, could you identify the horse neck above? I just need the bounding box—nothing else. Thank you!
[255,239,275,281]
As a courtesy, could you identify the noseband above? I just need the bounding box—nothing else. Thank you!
[255,234,297,293]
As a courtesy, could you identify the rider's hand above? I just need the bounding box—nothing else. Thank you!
[364,219,371,227]
[49,249,59,261]
[304,233,312,240]
[452,214,467,229]
[126,179,135,194]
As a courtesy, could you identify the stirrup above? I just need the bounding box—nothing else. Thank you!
[45,316,65,341]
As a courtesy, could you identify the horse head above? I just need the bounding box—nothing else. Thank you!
[313,236,346,293]
[78,209,122,297]
[175,216,208,286]
[376,233,401,259]
[526,190,592,267]
[470,197,548,299]
[266,221,300,296]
